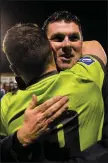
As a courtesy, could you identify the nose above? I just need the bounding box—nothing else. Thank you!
[62,36,71,47]
[62,36,72,54]
[62,46,72,54]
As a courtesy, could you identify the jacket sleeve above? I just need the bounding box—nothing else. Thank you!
[71,55,105,90]
[0,133,108,163]
[102,70,108,148]
[0,132,31,162]
[79,70,108,162]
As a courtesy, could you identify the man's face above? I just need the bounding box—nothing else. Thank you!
[47,20,83,71]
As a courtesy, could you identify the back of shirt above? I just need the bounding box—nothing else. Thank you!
[1,55,105,160]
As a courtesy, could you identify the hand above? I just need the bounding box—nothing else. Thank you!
[17,95,69,146]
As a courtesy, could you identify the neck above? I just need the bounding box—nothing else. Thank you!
[42,63,57,76]
[23,64,57,85]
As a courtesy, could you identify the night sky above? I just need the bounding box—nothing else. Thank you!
[1,0,107,73]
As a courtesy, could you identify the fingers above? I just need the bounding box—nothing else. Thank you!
[28,94,37,110]
[45,102,68,125]
[32,124,49,140]
[24,96,69,142]
[43,96,69,118]
[50,102,68,122]
[35,96,67,113]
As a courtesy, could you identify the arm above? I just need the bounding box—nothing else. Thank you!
[102,70,108,148]
[0,95,69,162]
[82,41,108,147]
[1,93,107,163]
[82,40,107,65]
[13,90,108,162]
[79,60,108,162]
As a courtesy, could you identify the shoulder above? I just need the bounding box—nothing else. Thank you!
[82,40,107,65]
[1,92,13,107]
[1,93,13,125]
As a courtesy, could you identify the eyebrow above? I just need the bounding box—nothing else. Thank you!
[49,32,80,40]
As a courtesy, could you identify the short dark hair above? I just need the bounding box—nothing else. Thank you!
[43,10,82,34]
[2,23,52,75]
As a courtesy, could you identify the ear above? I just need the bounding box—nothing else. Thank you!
[9,64,20,76]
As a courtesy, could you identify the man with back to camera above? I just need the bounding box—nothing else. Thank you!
[0,21,107,162]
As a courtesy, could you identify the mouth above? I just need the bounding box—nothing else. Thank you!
[59,54,74,61]
[59,54,74,63]
[60,53,74,58]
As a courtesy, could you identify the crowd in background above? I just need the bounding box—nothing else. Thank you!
[0,81,18,99]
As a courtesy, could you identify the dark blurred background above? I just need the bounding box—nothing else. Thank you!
[1,0,107,73]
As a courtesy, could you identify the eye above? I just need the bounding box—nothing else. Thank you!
[50,34,65,42]
[69,34,80,41]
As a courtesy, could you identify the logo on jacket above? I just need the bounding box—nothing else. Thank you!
[79,57,95,65]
